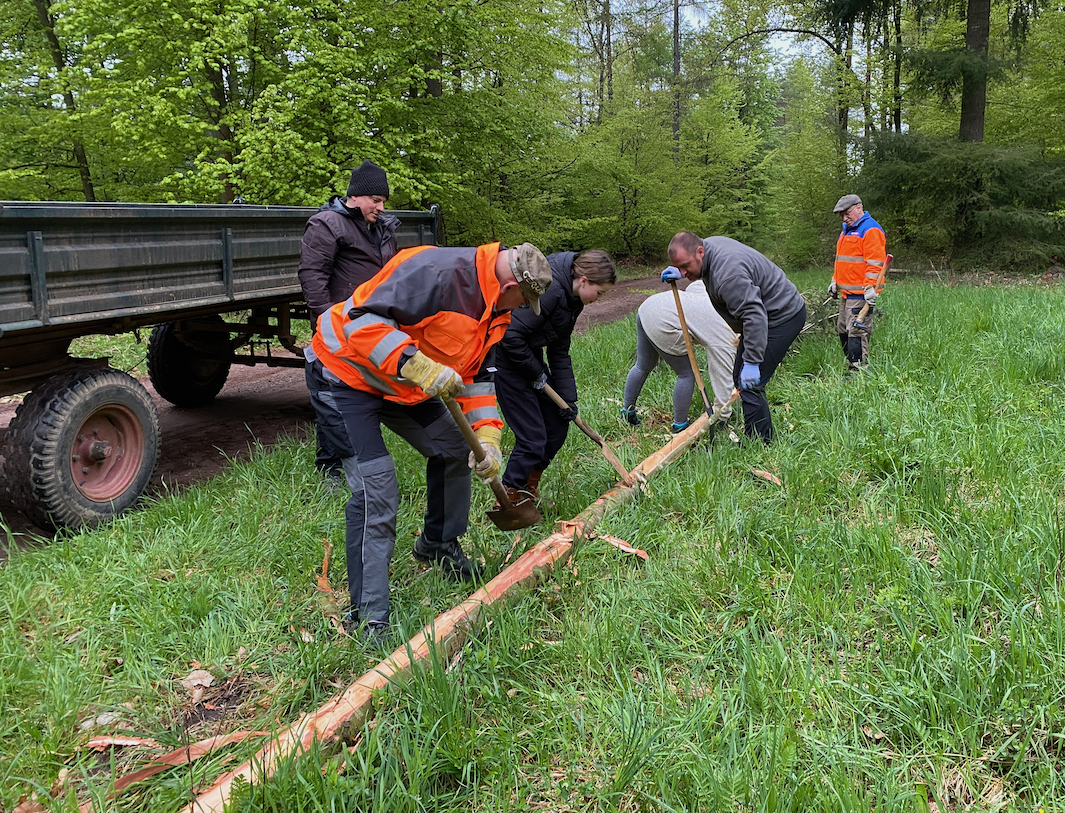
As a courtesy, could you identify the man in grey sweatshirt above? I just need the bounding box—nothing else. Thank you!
[664,232,806,442]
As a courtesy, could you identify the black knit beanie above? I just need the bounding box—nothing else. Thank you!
[346,160,390,199]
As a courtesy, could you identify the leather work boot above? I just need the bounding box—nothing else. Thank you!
[412,534,482,581]
[526,470,554,509]
[492,485,527,512]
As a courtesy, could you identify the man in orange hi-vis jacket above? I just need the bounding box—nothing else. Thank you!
[829,194,887,373]
[311,242,553,645]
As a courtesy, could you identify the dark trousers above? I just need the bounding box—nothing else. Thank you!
[305,358,354,475]
[495,364,570,489]
[330,384,471,624]
[836,297,873,364]
[732,304,806,443]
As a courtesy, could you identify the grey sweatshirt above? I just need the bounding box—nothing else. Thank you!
[700,236,805,364]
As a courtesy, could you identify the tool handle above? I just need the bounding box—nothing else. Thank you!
[855,254,892,324]
[441,396,515,510]
[669,282,713,415]
[542,383,633,486]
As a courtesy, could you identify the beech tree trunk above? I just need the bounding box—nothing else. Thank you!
[959,0,990,142]
[31,0,96,201]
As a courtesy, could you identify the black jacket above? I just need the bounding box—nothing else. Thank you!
[298,196,400,321]
[497,251,582,403]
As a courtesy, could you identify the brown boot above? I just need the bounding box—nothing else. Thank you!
[492,486,526,512]
[527,470,554,509]
[526,470,543,500]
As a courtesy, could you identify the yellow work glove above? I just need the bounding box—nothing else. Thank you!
[468,425,502,482]
[401,350,464,399]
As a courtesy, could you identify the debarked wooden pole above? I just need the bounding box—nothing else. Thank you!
[184,391,739,813]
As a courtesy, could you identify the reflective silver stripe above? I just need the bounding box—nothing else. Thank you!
[338,358,398,395]
[466,406,500,425]
[344,312,398,344]
[319,313,345,354]
[461,382,496,398]
[839,284,864,292]
[368,330,409,368]
[835,254,865,263]
[866,258,885,266]
[865,271,881,280]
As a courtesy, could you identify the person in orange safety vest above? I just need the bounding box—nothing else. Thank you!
[829,194,887,373]
[311,242,553,646]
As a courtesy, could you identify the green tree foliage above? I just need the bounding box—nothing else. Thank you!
[860,133,1065,270]
[764,59,843,267]
[0,0,100,199]
[1,0,1062,270]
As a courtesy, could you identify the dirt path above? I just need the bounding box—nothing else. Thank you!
[0,276,678,552]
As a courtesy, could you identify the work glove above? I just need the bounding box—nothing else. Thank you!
[468,425,502,482]
[558,403,579,422]
[863,287,878,304]
[401,350,464,399]
[739,362,761,391]
[661,266,682,284]
[828,279,838,299]
[531,371,548,391]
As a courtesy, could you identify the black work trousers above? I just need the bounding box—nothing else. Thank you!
[495,364,570,490]
[732,303,807,443]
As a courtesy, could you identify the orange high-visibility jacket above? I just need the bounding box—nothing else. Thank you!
[311,243,511,430]
[833,212,887,297]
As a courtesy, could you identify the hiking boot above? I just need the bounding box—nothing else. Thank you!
[322,469,347,494]
[412,535,482,582]
[341,614,393,650]
[620,405,641,426]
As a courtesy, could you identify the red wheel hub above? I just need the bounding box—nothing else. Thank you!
[69,404,146,502]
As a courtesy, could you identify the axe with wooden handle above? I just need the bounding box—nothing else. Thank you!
[541,383,633,486]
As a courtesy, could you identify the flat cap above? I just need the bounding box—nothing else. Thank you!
[833,194,862,214]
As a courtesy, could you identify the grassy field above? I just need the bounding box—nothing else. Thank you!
[4,270,1065,811]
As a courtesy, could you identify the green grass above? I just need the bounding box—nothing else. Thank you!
[5,271,1065,811]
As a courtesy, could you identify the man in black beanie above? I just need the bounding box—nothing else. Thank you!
[299,159,400,487]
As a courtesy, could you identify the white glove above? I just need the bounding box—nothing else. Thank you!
[863,287,878,304]
[828,280,838,298]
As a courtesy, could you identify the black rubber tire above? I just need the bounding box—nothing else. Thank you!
[147,317,232,407]
[2,368,160,530]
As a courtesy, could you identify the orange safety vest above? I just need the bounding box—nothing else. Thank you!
[311,243,511,429]
[834,213,887,297]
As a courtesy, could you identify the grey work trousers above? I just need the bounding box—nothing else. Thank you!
[623,314,700,424]
[330,383,472,625]
[305,357,355,476]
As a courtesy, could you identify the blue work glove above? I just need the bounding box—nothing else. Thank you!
[532,371,548,391]
[661,266,682,284]
[739,362,761,391]
[558,403,578,422]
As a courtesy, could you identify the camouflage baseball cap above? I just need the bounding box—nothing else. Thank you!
[508,243,552,315]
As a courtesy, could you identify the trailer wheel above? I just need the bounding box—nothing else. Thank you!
[147,317,232,407]
[2,368,160,530]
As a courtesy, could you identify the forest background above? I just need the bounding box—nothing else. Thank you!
[2,0,1064,272]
